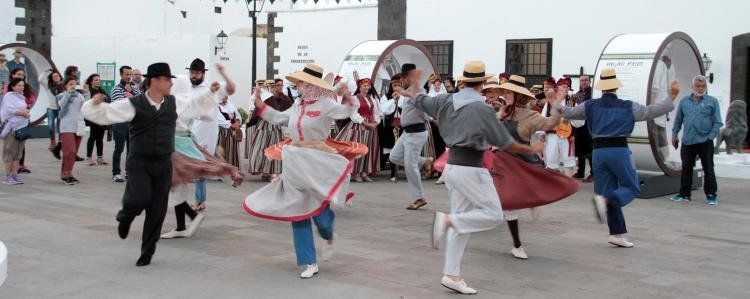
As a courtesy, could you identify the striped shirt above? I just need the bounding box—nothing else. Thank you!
[110,82,141,101]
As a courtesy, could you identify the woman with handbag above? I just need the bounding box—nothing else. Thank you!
[0,78,31,185]
[56,77,87,185]
[83,74,110,166]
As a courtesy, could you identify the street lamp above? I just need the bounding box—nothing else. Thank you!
[247,0,266,84]
[215,30,228,55]
[702,53,714,83]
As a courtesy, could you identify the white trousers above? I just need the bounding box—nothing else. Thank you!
[442,164,504,276]
[389,131,429,200]
[544,133,576,169]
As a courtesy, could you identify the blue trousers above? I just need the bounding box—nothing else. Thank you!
[592,147,640,235]
[194,178,206,204]
[291,205,335,266]
[47,108,59,139]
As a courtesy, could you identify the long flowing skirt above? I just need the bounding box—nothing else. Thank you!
[247,119,284,174]
[335,122,380,175]
[436,149,578,210]
[217,127,241,168]
[171,134,244,187]
[243,146,356,222]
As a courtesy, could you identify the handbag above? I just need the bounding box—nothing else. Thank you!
[76,120,87,137]
[14,126,31,141]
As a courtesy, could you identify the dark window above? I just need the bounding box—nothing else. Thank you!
[420,40,454,80]
[505,38,552,87]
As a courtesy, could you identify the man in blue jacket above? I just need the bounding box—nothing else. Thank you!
[560,68,679,248]
[670,75,723,205]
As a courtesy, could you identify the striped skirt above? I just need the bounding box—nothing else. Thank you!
[422,121,436,159]
[217,127,241,168]
[335,122,380,175]
[247,119,284,174]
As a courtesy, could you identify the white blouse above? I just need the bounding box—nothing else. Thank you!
[258,96,355,142]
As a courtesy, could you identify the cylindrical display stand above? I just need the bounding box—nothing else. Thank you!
[337,39,439,95]
[1,44,58,125]
[593,32,704,177]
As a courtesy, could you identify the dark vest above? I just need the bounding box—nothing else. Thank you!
[128,93,177,157]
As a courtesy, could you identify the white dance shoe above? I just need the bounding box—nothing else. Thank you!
[160,229,189,239]
[185,213,205,237]
[608,236,634,248]
[300,264,319,279]
[592,195,607,224]
[441,276,477,295]
[511,247,528,259]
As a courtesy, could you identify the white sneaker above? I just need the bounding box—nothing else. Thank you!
[608,236,634,248]
[592,195,607,224]
[300,264,319,279]
[511,247,528,259]
[160,229,189,239]
[185,213,205,237]
[441,276,477,295]
[321,234,336,261]
[432,212,448,249]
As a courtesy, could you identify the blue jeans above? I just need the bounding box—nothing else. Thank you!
[592,147,640,235]
[291,206,335,266]
[47,108,59,139]
[194,178,206,204]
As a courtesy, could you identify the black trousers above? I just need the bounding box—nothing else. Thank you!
[679,140,718,198]
[116,153,173,257]
[87,124,106,157]
[112,123,129,176]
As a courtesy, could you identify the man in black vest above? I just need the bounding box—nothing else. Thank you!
[83,62,219,266]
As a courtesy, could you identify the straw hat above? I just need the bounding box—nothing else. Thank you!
[497,75,535,99]
[286,64,334,91]
[482,78,503,91]
[594,67,624,91]
[457,61,494,82]
[264,79,275,86]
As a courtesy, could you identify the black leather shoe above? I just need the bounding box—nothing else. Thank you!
[51,144,62,160]
[136,254,152,267]
[75,156,85,162]
[118,220,131,239]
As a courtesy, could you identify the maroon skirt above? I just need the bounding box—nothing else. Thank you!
[488,150,579,210]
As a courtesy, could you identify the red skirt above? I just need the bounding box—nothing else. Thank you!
[436,149,578,210]
[264,138,368,161]
[488,150,579,210]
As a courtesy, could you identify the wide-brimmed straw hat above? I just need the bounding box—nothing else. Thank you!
[286,64,334,91]
[457,61,494,82]
[497,75,535,99]
[594,68,624,91]
[482,78,503,91]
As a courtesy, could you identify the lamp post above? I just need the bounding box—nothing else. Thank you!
[215,30,228,55]
[702,53,714,83]
[247,0,266,84]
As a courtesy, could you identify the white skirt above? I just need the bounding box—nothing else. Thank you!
[243,145,354,222]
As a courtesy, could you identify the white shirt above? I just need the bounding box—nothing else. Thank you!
[191,81,229,155]
[218,101,239,129]
[81,89,216,132]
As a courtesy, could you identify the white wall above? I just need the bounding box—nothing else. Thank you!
[273,6,378,77]
[0,1,23,44]
[50,0,270,109]
[406,0,750,106]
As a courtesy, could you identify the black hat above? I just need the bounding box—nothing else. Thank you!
[401,63,416,76]
[187,58,208,72]
[143,62,176,78]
